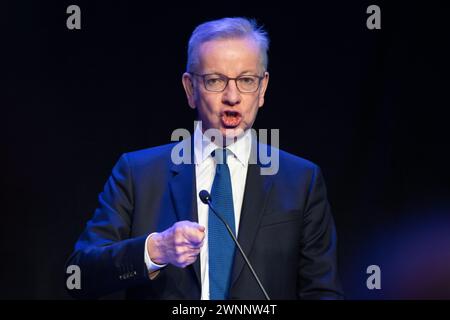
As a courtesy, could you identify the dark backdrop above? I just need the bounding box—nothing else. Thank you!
[2,0,449,299]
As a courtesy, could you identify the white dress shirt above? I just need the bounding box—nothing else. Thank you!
[144,125,252,300]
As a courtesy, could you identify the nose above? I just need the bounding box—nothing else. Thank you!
[221,79,241,106]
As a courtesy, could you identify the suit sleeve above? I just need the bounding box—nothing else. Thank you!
[65,153,151,299]
[297,166,344,299]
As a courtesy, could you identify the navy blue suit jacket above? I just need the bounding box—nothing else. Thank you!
[66,142,343,299]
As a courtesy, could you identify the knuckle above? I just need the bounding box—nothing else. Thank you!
[174,221,184,227]
[174,222,186,232]
[177,256,187,265]
[174,246,184,256]
[174,234,184,246]
[173,226,182,235]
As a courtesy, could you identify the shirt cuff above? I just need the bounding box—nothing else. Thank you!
[144,233,167,272]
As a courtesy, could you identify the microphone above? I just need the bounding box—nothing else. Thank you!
[199,190,271,300]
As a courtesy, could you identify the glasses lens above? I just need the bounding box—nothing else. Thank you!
[237,76,260,92]
[204,75,227,91]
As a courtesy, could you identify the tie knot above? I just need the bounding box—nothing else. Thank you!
[212,148,229,164]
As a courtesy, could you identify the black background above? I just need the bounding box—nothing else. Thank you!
[2,0,449,299]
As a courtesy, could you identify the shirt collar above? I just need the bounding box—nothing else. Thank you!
[193,124,252,167]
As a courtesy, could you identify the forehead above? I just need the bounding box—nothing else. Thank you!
[197,37,261,74]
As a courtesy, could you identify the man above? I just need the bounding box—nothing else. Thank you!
[66,17,343,300]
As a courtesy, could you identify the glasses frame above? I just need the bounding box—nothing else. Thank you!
[190,72,265,93]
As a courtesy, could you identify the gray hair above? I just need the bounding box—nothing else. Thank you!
[186,17,270,73]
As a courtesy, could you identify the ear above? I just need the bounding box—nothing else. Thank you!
[258,72,270,108]
[182,73,196,109]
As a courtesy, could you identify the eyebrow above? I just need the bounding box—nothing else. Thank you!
[205,70,259,76]
[238,70,258,75]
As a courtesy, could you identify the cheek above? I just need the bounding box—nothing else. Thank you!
[243,97,261,116]
[199,94,220,112]
[196,94,221,122]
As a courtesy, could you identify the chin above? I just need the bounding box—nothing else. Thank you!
[222,127,245,137]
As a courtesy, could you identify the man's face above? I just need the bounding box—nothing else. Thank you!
[182,37,269,138]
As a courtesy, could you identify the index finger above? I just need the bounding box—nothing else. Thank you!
[183,225,205,246]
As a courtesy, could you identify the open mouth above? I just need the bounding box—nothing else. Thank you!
[221,110,242,128]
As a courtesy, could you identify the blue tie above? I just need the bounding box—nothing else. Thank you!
[209,148,236,300]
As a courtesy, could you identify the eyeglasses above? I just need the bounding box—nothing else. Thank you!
[190,73,264,93]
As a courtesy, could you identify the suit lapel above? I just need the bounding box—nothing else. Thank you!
[230,161,274,288]
[169,151,201,288]
[169,163,197,223]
